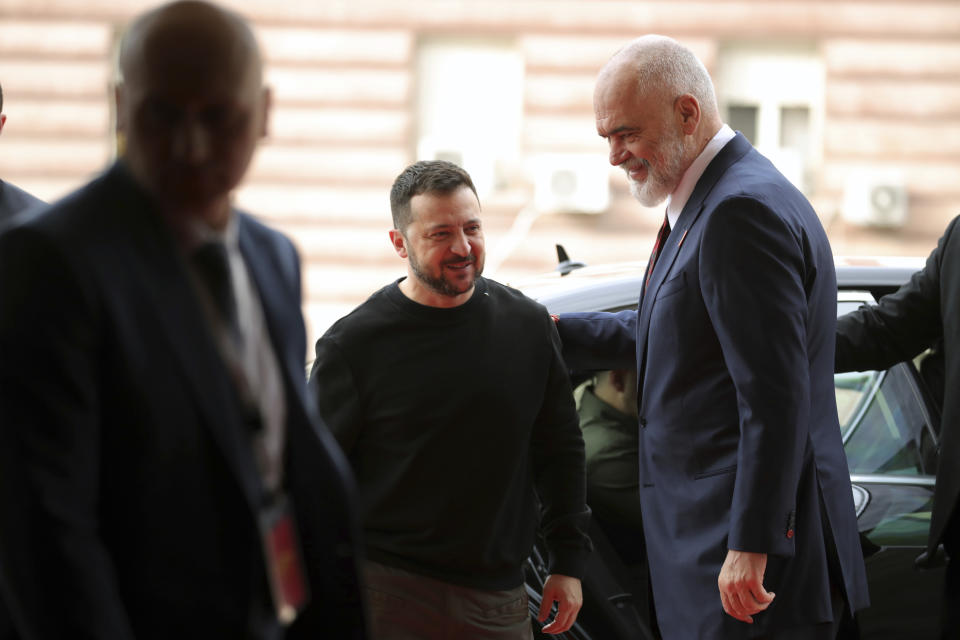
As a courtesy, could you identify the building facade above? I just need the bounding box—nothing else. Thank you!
[1,0,957,340]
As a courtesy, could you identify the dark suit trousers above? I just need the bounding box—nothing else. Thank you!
[757,494,856,640]
[754,582,848,640]
[942,507,960,640]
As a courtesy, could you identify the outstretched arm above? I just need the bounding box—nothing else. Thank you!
[835,216,956,373]
[555,309,637,371]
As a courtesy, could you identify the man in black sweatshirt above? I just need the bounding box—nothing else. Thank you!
[309,160,591,638]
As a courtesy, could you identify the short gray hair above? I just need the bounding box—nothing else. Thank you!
[615,35,718,118]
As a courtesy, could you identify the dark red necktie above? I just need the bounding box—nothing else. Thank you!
[645,214,671,291]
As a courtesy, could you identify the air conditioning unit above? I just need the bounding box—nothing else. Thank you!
[842,171,908,228]
[530,154,610,215]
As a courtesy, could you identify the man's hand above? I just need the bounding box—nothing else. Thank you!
[538,574,582,634]
[718,549,775,623]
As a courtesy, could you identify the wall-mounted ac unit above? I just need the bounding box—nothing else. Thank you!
[842,171,908,228]
[530,154,610,215]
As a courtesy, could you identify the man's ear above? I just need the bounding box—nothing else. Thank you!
[114,84,125,131]
[0,114,6,136]
[389,229,408,259]
[675,93,701,135]
[112,83,127,157]
[259,86,272,139]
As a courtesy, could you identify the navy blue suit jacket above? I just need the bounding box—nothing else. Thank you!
[0,163,367,639]
[559,134,869,637]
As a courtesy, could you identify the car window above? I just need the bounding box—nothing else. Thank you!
[836,364,935,476]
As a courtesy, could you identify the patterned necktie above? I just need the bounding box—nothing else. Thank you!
[191,242,263,434]
[192,241,241,347]
[645,214,672,291]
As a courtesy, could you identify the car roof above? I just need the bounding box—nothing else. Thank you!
[512,257,923,314]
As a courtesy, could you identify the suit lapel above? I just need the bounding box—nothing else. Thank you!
[237,217,311,426]
[104,166,263,514]
[635,134,754,392]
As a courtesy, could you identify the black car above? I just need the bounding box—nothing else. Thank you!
[519,257,944,639]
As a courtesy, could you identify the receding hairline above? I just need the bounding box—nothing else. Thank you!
[118,0,262,84]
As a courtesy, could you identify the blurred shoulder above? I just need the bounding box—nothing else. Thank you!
[237,210,296,255]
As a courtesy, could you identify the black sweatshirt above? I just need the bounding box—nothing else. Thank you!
[309,277,590,590]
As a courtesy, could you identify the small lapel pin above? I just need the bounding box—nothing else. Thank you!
[677,228,689,248]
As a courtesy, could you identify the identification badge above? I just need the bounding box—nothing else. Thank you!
[259,494,310,625]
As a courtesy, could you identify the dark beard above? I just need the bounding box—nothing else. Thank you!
[408,253,480,298]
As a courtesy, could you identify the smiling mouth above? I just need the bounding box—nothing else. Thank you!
[445,258,475,270]
[624,162,647,182]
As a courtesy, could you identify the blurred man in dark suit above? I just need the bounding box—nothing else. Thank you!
[0,3,367,638]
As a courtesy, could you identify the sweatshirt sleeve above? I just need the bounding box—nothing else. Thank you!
[529,314,593,578]
[308,335,364,454]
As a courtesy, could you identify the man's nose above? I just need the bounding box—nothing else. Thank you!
[609,138,628,166]
[171,118,210,165]
[450,230,471,256]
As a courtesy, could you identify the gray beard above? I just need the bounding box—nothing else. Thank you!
[626,135,689,207]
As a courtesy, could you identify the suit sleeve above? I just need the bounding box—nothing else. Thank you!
[699,198,811,556]
[0,227,136,639]
[530,315,593,578]
[556,310,637,371]
[308,335,364,454]
[271,237,368,639]
[835,216,955,373]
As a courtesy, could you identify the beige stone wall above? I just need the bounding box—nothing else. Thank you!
[1,0,958,343]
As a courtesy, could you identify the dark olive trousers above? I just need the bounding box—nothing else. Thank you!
[363,561,532,640]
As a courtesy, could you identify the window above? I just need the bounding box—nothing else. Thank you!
[727,104,758,144]
[415,37,523,199]
[716,42,824,194]
[836,365,936,476]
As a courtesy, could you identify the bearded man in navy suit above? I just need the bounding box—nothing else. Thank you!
[0,2,366,638]
[555,35,868,638]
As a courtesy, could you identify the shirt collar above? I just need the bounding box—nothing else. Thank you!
[182,211,240,255]
[665,123,735,228]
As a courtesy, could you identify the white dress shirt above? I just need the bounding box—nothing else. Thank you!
[665,123,736,229]
[185,215,287,497]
